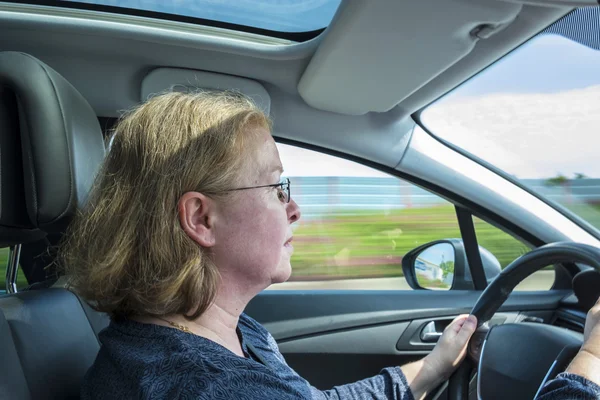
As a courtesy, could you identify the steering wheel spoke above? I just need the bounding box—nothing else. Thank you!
[533,344,582,399]
[468,324,490,363]
[477,323,582,400]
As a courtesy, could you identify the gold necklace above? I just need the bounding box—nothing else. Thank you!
[155,316,246,358]
[155,316,191,333]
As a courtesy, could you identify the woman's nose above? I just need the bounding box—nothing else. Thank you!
[287,198,301,223]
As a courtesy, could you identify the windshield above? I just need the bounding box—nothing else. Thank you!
[421,6,600,231]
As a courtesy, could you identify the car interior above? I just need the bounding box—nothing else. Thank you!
[1,1,600,399]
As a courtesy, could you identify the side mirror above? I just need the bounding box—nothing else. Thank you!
[402,239,502,290]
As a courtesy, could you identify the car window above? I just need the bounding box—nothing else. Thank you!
[61,0,342,34]
[270,143,553,291]
[421,7,600,232]
[0,247,28,292]
[473,217,553,291]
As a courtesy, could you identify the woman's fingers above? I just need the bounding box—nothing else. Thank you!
[455,315,477,344]
[446,314,476,337]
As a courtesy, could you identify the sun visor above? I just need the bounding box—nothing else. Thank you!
[298,0,523,115]
[141,68,271,115]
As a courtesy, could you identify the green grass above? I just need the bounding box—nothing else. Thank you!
[0,248,32,290]
[559,202,600,230]
[290,205,531,280]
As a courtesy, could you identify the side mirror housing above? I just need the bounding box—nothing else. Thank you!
[402,239,501,290]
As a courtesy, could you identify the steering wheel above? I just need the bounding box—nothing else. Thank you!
[447,242,600,400]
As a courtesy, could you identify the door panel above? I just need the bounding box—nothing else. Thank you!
[246,290,567,391]
[285,353,424,391]
[278,322,411,354]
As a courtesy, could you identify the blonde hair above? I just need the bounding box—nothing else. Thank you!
[59,90,271,320]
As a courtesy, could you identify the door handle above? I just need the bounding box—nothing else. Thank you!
[420,321,443,342]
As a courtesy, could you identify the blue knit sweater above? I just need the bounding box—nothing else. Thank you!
[81,313,600,399]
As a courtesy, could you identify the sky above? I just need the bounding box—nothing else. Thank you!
[62,0,342,32]
[417,243,454,267]
[440,34,600,97]
[276,144,391,178]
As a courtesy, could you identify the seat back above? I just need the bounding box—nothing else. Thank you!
[0,289,104,400]
[0,310,31,399]
[0,51,108,399]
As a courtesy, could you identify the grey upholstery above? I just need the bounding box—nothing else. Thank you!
[0,290,101,400]
[0,312,31,399]
[0,51,105,233]
[0,86,45,246]
[0,52,109,399]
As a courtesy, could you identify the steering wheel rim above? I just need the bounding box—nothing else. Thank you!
[447,242,600,400]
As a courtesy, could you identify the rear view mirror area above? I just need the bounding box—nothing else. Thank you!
[403,239,502,290]
[414,243,455,290]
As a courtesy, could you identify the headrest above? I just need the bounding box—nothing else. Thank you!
[0,86,44,246]
[0,52,105,240]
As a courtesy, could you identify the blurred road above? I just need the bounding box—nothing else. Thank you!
[268,270,554,291]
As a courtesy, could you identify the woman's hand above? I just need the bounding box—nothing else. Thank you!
[402,314,477,399]
[583,298,600,355]
[424,314,478,380]
[565,298,600,386]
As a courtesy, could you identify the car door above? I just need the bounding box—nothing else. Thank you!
[244,143,566,396]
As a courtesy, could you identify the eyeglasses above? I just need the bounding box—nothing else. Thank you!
[228,178,291,203]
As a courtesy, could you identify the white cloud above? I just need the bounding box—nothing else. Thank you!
[422,85,600,178]
[276,143,390,178]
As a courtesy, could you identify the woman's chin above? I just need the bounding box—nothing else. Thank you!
[270,262,293,284]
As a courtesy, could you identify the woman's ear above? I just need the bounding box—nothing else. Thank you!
[178,192,217,247]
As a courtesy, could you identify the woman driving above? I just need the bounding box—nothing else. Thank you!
[60,90,600,399]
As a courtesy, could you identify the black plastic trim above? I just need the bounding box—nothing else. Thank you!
[249,290,568,325]
[6,0,325,42]
[456,207,487,290]
[552,308,586,332]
